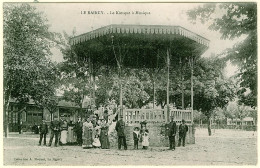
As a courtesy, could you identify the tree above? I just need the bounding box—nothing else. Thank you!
[3,4,60,136]
[193,110,207,125]
[30,63,60,121]
[121,72,150,108]
[95,68,151,109]
[59,31,92,117]
[248,109,257,125]
[187,3,257,108]
[61,75,91,117]
[193,57,237,135]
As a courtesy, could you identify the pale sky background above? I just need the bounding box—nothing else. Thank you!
[33,3,239,77]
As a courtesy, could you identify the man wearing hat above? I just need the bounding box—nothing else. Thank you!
[74,116,83,146]
[48,117,61,147]
[178,119,189,147]
[168,115,177,150]
[38,119,48,146]
[115,115,127,150]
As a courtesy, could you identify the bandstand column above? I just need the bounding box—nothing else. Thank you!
[89,57,95,113]
[166,48,170,122]
[120,74,123,118]
[119,55,123,118]
[111,35,124,119]
[190,57,194,124]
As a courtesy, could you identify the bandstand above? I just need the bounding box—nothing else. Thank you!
[70,24,209,146]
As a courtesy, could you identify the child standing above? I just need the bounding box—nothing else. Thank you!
[142,129,149,150]
[133,127,140,149]
[93,134,101,148]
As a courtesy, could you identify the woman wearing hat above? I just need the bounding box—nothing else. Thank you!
[82,117,94,148]
[67,120,76,144]
[60,119,68,145]
[99,117,110,149]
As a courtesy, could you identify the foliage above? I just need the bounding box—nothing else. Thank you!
[226,101,253,120]
[193,57,237,113]
[94,64,193,109]
[59,31,91,111]
[193,110,207,124]
[191,57,237,135]
[95,68,151,109]
[3,4,60,112]
[187,3,257,108]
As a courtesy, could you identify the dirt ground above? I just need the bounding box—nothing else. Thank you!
[3,128,258,166]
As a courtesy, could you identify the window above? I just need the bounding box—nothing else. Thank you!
[26,105,43,124]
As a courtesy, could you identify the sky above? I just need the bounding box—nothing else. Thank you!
[33,3,239,77]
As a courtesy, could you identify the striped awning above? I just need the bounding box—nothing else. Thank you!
[70,24,210,47]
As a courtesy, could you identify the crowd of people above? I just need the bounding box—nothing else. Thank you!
[38,114,189,151]
[39,114,111,149]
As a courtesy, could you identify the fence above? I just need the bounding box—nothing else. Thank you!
[124,108,192,124]
[195,124,257,131]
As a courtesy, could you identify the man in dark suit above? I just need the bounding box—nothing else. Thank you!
[74,117,83,146]
[48,117,61,147]
[168,116,177,150]
[178,119,189,147]
[115,115,127,150]
[38,120,48,146]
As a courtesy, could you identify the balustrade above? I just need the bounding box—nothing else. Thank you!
[124,108,192,124]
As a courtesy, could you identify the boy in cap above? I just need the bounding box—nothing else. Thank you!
[178,119,188,147]
[133,127,140,149]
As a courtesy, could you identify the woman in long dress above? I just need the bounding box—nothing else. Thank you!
[82,118,93,149]
[60,120,68,145]
[92,121,101,148]
[99,118,110,149]
[67,120,76,144]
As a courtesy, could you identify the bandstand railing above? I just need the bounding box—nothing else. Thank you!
[124,109,166,123]
[169,109,192,124]
[124,108,192,124]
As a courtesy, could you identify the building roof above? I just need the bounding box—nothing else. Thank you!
[9,98,87,109]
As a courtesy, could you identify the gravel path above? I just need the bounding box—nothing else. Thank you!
[3,128,257,166]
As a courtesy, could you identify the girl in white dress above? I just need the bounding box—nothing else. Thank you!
[142,129,149,149]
